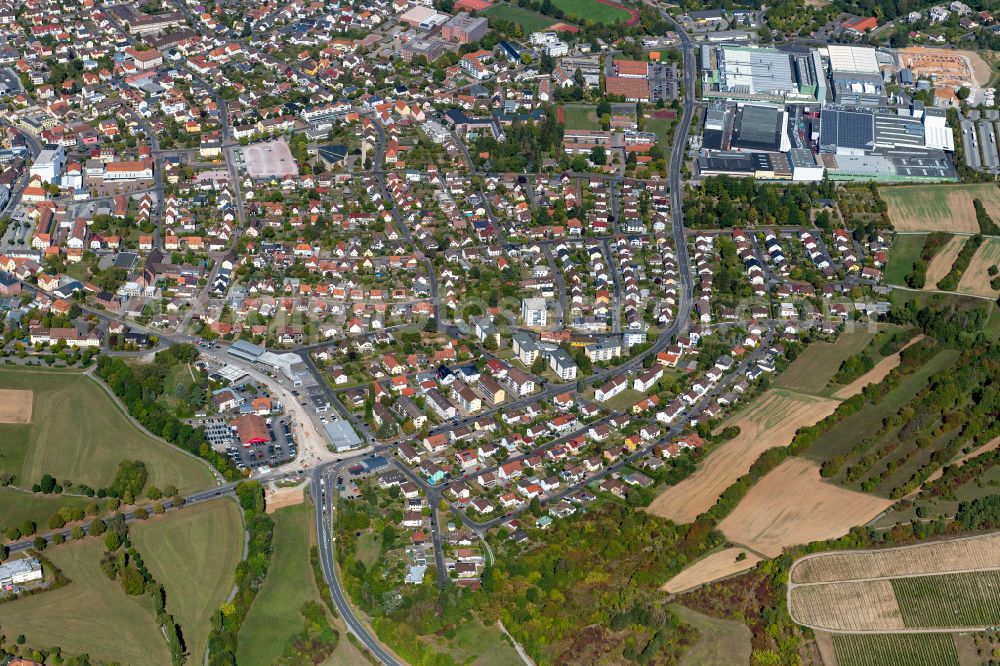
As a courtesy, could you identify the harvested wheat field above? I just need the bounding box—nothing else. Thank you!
[791,532,1000,584]
[832,336,923,400]
[789,580,905,632]
[0,390,32,423]
[265,483,305,514]
[662,548,762,594]
[647,390,839,524]
[924,235,967,289]
[957,237,1000,298]
[880,184,1000,233]
[718,458,892,558]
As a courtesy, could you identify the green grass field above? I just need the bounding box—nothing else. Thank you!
[0,538,170,664]
[482,3,555,31]
[832,633,958,666]
[238,502,322,666]
[0,487,90,534]
[562,105,601,130]
[421,619,525,666]
[893,570,1000,628]
[775,328,879,395]
[805,349,960,464]
[670,604,752,666]
[0,367,215,494]
[0,423,31,481]
[131,499,243,664]
[885,234,926,286]
[551,0,630,23]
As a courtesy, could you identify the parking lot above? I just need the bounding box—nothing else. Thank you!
[200,415,298,472]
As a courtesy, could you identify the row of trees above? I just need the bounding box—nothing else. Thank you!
[207,482,274,665]
[95,345,240,480]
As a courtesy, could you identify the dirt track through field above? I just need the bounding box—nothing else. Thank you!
[0,390,32,423]
[661,548,761,594]
[957,237,1000,299]
[923,435,1000,486]
[832,336,923,400]
[718,458,892,558]
[923,236,966,290]
[647,390,839,524]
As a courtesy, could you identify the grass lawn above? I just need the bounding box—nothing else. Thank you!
[161,362,195,410]
[646,118,676,150]
[551,0,630,23]
[238,502,327,666]
[562,105,601,130]
[885,234,926,286]
[356,530,381,569]
[775,328,879,395]
[805,349,961,464]
[0,487,91,534]
[670,604,752,666]
[0,538,170,664]
[482,3,555,31]
[0,367,215,494]
[603,387,646,412]
[421,618,524,666]
[131,498,243,664]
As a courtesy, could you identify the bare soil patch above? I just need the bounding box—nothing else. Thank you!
[832,335,923,400]
[0,390,32,423]
[662,548,762,594]
[790,580,905,632]
[718,458,892,558]
[265,483,305,514]
[647,390,840,524]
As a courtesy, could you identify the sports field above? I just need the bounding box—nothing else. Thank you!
[0,367,215,494]
[551,0,632,23]
[238,502,323,666]
[0,538,170,664]
[885,234,926,285]
[647,389,840,523]
[957,236,1000,298]
[717,458,892,558]
[880,184,1000,233]
[482,3,555,31]
[774,328,878,395]
[561,105,601,131]
[832,634,959,666]
[131,498,244,664]
[0,389,32,423]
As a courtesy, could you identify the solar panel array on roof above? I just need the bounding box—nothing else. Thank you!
[819,109,874,152]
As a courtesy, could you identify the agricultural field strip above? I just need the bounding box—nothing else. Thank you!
[790,532,1000,583]
[788,568,1000,632]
